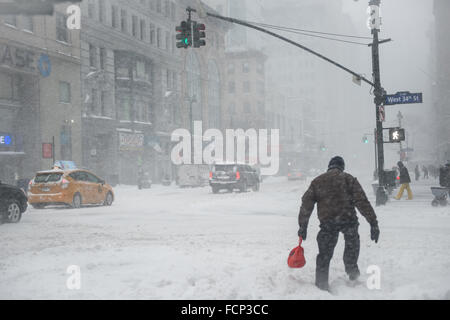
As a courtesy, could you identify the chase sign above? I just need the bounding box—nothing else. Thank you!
[0,133,13,146]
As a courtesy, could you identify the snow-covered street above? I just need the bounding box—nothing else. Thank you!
[1,176,449,300]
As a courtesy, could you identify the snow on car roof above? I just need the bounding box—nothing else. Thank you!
[36,169,78,174]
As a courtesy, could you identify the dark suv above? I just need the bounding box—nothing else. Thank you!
[0,180,28,223]
[209,164,260,193]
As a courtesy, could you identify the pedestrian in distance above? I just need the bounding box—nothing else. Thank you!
[422,165,429,179]
[297,156,379,292]
[415,164,420,181]
[395,161,413,200]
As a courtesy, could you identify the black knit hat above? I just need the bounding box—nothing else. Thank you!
[328,156,345,171]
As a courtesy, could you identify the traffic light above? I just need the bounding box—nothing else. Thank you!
[389,128,405,143]
[362,135,369,144]
[193,22,206,48]
[176,21,191,49]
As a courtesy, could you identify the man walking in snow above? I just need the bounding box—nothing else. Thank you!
[297,156,379,291]
[395,161,413,200]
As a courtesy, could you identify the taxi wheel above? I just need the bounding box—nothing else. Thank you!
[72,193,82,208]
[104,192,113,206]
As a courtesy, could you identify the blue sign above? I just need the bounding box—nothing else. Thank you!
[38,53,51,77]
[0,133,13,146]
[385,92,423,105]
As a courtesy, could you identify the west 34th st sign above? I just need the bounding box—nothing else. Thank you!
[384,91,423,105]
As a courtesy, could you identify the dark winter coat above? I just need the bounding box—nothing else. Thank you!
[399,165,411,184]
[298,168,378,228]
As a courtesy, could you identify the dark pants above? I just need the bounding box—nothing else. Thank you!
[315,221,360,290]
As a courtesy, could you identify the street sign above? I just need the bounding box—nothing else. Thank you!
[384,91,423,105]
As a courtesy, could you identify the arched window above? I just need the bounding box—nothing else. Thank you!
[207,60,220,128]
[185,51,202,122]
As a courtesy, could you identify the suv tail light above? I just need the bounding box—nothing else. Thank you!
[236,171,240,180]
[209,172,213,179]
[61,178,69,189]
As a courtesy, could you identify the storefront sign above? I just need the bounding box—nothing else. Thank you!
[0,133,13,146]
[119,132,144,151]
[0,43,36,72]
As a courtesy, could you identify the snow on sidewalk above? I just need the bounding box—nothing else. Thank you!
[0,177,449,299]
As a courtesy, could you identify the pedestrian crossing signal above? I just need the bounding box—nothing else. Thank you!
[389,128,405,143]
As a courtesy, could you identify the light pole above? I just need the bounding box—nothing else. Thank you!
[368,0,388,206]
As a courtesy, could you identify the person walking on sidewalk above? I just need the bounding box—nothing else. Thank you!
[297,156,379,291]
[395,161,413,200]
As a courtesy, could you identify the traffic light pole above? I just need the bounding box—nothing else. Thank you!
[370,0,388,206]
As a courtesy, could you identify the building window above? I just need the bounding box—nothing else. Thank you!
[132,15,138,37]
[157,28,162,48]
[89,44,97,68]
[165,31,170,50]
[244,102,251,113]
[164,0,170,17]
[88,1,95,19]
[140,19,146,41]
[227,63,234,74]
[4,15,17,27]
[90,88,98,114]
[242,62,250,73]
[99,47,106,70]
[256,63,264,75]
[150,24,155,44]
[22,16,33,32]
[172,71,177,91]
[98,0,105,23]
[171,2,176,21]
[100,91,107,116]
[228,81,235,94]
[243,81,250,93]
[0,73,13,99]
[119,97,131,121]
[56,13,69,43]
[157,0,162,13]
[111,5,118,28]
[59,81,71,103]
[121,9,127,33]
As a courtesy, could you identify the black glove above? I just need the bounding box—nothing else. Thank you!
[298,226,307,240]
[370,222,380,243]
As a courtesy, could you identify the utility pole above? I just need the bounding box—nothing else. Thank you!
[368,0,387,206]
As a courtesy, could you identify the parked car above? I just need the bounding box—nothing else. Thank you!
[209,163,260,193]
[0,180,28,223]
[177,164,209,188]
[28,169,114,209]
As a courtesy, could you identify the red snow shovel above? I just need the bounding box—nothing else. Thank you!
[287,237,306,268]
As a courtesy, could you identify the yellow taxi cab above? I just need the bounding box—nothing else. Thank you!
[28,169,114,209]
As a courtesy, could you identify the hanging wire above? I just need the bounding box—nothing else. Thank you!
[246,20,374,39]
[250,23,370,46]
